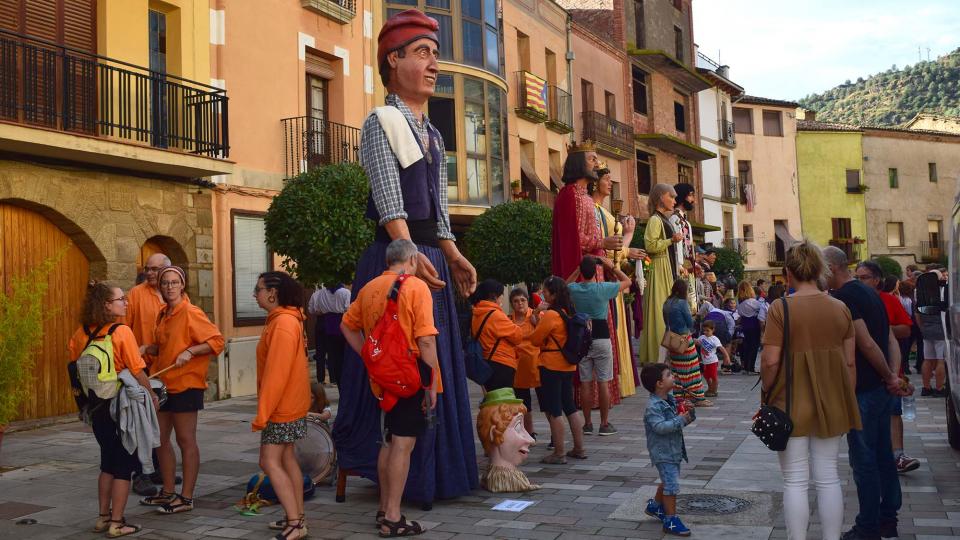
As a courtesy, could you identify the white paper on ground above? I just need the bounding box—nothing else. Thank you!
[491,500,536,512]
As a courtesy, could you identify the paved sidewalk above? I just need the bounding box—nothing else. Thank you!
[0,373,958,539]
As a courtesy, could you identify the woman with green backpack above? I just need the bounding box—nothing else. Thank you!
[68,282,158,538]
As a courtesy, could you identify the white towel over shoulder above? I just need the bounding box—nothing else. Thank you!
[373,106,423,168]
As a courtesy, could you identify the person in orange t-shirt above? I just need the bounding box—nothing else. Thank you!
[509,287,541,439]
[252,271,312,539]
[125,253,169,352]
[341,239,439,537]
[68,282,157,538]
[471,279,524,392]
[140,266,225,515]
[528,276,586,465]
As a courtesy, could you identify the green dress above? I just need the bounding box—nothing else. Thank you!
[640,214,676,364]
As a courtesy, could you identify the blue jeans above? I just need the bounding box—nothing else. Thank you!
[847,386,902,533]
[655,462,681,496]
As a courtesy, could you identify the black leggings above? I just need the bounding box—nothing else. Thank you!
[538,367,578,417]
[740,326,762,373]
[484,361,516,392]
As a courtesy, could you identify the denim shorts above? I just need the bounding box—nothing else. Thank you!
[655,462,681,496]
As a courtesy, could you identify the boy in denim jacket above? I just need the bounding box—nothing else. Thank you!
[641,363,694,536]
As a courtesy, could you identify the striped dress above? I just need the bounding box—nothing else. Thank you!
[663,297,706,402]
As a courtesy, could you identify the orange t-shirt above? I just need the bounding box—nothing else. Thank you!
[253,307,312,431]
[342,271,442,391]
[68,323,146,376]
[122,281,165,348]
[471,301,523,369]
[529,310,573,372]
[511,312,541,388]
[153,298,225,394]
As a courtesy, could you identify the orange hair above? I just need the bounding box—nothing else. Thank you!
[476,402,527,455]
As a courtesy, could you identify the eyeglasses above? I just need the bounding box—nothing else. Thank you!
[159,281,182,288]
[107,296,128,304]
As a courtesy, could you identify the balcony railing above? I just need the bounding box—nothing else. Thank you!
[767,240,786,267]
[546,85,573,134]
[282,116,361,179]
[514,71,549,123]
[721,175,739,203]
[581,110,634,160]
[829,239,864,263]
[723,237,745,254]
[719,120,736,147]
[0,29,229,158]
[300,0,356,24]
[920,241,946,263]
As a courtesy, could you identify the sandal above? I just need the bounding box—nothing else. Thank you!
[540,453,567,465]
[375,510,385,529]
[566,448,587,460]
[274,517,308,539]
[270,513,306,530]
[694,399,714,407]
[379,515,424,537]
[93,513,111,533]
[156,493,193,514]
[106,518,142,538]
[139,490,175,506]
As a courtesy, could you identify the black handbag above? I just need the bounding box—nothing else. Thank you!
[751,297,794,451]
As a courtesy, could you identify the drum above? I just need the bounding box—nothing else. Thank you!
[295,414,337,485]
[149,379,168,407]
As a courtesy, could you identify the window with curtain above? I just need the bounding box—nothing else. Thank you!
[888,168,898,188]
[233,213,271,323]
[887,222,904,247]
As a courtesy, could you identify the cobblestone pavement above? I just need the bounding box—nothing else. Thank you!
[0,373,958,539]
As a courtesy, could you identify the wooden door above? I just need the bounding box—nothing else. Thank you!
[0,203,90,420]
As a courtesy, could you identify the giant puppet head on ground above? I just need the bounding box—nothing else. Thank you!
[476,388,540,493]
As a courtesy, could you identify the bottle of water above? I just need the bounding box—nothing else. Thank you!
[901,395,916,421]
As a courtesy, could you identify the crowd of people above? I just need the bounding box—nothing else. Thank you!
[65,8,948,540]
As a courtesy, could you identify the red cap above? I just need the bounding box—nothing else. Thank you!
[377,9,439,67]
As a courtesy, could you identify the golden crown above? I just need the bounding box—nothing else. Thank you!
[567,139,596,153]
[596,160,609,171]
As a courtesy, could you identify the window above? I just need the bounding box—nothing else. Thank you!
[428,92,457,200]
[733,107,752,134]
[929,219,942,244]
[888,168,898,189]
[544,49,557,85]
[831,217,852,239]
[738,160,752,184]
[633,0,645,48]
[743,224,754,242]
[517,31,530,72]
[887,222,904,247]
[636,150,652,195]
[678,164,693,184]
[581,79,594,113]
[632,66,648,114]
[929,162,938,182]
[674,101,686,132]
[233,213,271,325]
[762,110,783,136]
[605,91,616,118]
[846,169,861,192]
[674,26,683,62]
[673,0,682,10]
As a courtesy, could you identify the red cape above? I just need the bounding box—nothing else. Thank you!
[552,184,582,278]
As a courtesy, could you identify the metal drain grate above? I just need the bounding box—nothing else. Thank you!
[676,494,752,515]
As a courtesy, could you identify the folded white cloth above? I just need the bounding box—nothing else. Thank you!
[373,106,423,168]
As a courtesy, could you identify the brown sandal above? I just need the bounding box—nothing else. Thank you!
[379,515,424,537]
[156,494,193,514]
[106,518,142,538]
[93,513,111,533]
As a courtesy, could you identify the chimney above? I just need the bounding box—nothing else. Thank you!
[717,65,730,79]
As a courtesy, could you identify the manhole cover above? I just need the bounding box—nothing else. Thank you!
[676,494,752,515]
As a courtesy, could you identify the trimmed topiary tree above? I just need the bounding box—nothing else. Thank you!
[873,255,903,279]
[712,246,745,283]
[265,163,375,286]
[463,200,552,286]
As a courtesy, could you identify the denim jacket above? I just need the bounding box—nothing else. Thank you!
[662,297,694,334]
[644,393,688,464]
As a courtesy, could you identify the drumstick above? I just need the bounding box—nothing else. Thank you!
[149,363,178,380]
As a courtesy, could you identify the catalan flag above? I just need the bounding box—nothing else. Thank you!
[523,72,548,116]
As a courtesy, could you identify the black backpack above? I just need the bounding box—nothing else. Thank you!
[548,309,593,365]
[463,310,500,385]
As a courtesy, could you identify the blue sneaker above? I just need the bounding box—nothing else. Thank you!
[662,515,691,537]
[644,499,665,521]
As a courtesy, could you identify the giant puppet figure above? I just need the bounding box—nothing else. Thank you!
[476,388,539,493]
[332,9,479,506]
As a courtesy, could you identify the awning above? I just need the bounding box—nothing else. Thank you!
[519,152,551,192]
[549,167,563,190]
[775,222,799,246]
[634,133,716,161]
[629,50,713,92]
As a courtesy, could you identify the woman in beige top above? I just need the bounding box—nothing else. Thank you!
[761,240,862,540]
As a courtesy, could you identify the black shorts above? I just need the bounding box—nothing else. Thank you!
[160,388,205,413]
[538,367,578,417]
[92,407,139,479]
[515,388,533,412]
[384,388,426,439]
[484,361,516,392]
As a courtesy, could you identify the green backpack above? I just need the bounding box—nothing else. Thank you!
[70,324,122,404]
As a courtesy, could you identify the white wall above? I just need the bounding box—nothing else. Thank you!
[699,88,719,141]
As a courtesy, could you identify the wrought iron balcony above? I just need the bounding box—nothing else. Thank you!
[514,71,549,123]
[829,239,864,263]
[0,29,229,158]
[719,120,736,147]
[300,0,356,24]
[920,241,946,263]
[281,116,361,179]
[767,240,786,267]
[546,85,573,134]
[581,110,634,160]
[721,175,739,203]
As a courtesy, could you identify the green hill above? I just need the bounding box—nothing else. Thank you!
[797,48,960,125]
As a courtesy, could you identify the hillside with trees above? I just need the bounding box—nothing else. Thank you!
[798,48,960,125]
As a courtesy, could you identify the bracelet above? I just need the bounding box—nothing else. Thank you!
[185,349,195,357]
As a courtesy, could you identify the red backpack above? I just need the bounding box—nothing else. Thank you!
[361,274,424,412]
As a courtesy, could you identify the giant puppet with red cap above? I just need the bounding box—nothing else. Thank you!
[331,8,480,524]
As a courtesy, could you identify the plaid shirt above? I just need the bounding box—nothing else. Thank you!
[359,93,454,241]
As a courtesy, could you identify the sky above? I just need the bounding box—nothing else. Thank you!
[692,0,960,100]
